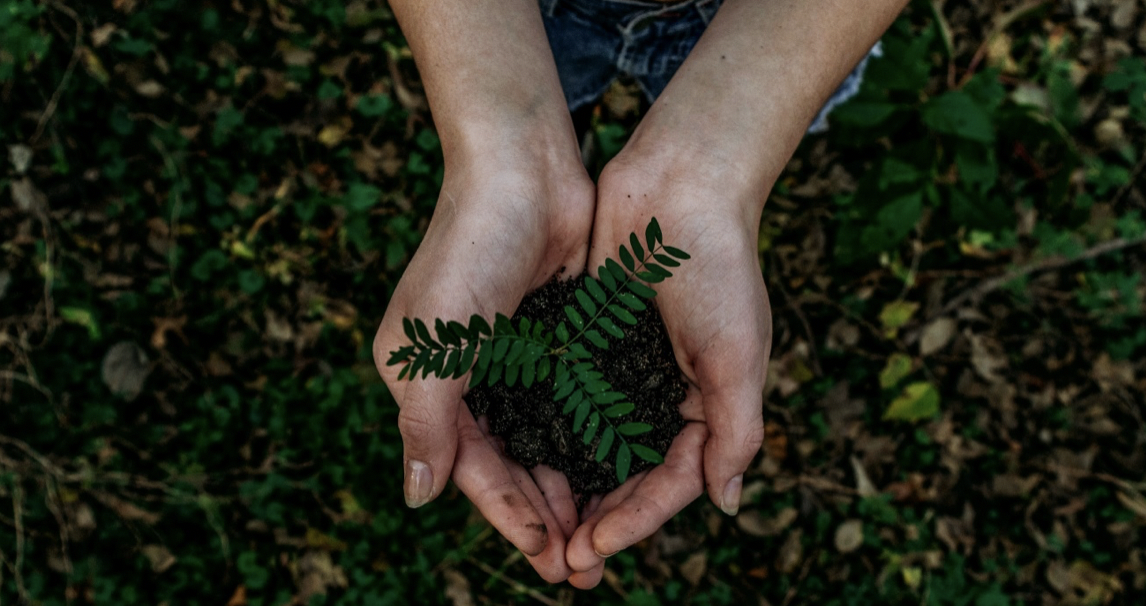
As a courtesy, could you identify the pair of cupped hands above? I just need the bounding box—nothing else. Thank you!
[372,137,773,588]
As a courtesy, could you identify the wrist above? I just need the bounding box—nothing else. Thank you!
[606,125,775,227]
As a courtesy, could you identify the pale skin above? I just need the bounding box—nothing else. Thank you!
[372,0,910,588]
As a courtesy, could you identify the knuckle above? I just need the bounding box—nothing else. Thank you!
[396,406,448,442]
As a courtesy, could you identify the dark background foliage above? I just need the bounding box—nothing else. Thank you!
[1,0,1144,604]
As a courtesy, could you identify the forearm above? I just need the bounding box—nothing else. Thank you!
[390,0,581,168]
[622,0,908,210]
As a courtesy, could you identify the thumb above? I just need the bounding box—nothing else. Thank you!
[701,383,764,516]
[393,377,462,508]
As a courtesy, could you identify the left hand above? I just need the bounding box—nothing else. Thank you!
[563,151,773,588]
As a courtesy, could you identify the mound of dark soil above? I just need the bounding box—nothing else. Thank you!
[466,275,687,496]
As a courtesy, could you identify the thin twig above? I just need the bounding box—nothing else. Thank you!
[769,259,822,376]
[45,480,74,584]
[933,235,1146,319]
[1109,147,1146,209]
[12,485,28,601]
[465,557,559,606]
[0,370,54,404]
[151,135,184,300]
[32,2,84,143]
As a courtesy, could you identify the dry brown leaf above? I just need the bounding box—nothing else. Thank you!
[1092,353,1135,392]
[294,551,347,604]
[680,551,707,586]
[91,23,118,47]
[826,318,861,350]
[134,80,165,98]
[93,493,161,525]
[1116,491,1146,520]
[834,519,864,553]
[919,317,957,356]
[762,421,788,463]
[225,586,247,606]
[849,455,878,498]
[141,545,177,573]
[8,144,33,173]
[736,507,798,538]
[11,177,47,213]
[101,341,151,401]
[442,569,474,606]
[774,529,804,574]
[969,333,1008,384]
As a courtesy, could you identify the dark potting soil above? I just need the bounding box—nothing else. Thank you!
[466,274,687,497]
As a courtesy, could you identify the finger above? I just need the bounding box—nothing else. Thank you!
[513,464,574,583]
[453,410,549,557]
[568,562,605,589]
[392,378,463,508]
[531,465,579,539]
[589,422,706,557]
[566,422,707,571]
[700,380,765,516]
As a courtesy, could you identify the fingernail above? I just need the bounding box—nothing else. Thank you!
[594,547,619,559]
[720,474,742,516]
[404,459,433,508]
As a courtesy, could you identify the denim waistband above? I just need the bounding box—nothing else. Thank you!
[540,0,720,27]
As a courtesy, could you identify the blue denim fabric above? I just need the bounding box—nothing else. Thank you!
[538,0,881,133]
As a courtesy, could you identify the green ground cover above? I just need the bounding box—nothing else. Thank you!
[2,0,1144,604]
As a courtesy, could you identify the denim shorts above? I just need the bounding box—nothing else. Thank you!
[538,0,881,133]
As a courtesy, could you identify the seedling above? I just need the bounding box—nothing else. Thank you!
[387,218,689,484]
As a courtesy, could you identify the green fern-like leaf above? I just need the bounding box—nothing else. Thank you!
[630,444,664,464]
[385,216,691,486]
[616,443,632,484]
[575,289,598,316]
[629,233,645,262]
[596,427,615,462]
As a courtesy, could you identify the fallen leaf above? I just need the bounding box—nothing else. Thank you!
[762,421,788,463]
[225,586,247,606]
[850,455,879,498]
[680,551,707,586]
[93,493,160,525]
[774,529,804,574]
[442,569,474,606]
[141,545,177,573]
[883,382,940,422]
[294,551,347,604]
[11,177,47,213]
[736,507,798,538]
[1092,353,1135,392]
[101,341,150,401]
[1116,491,1146,520]
[8,144,33,174]
[901,566,923,589]
[969,334,1007,384]
[134,80,164,98]
[879,300,918,338]
[879,353,914,388]
[826,318,860,350]
[91,23,117,47]
[79,46,109,84]
[919,317,956,356]
[834,519,864,553]
[305,527,348,551]
[317,118,352,148]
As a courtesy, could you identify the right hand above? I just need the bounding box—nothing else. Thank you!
[372,151,595,582]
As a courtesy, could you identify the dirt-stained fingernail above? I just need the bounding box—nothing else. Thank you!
[405,459,433,508]
[720,474,742,516]
[594,547,619,558]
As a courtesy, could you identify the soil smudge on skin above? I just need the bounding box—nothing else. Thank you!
[466,274,686,500]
